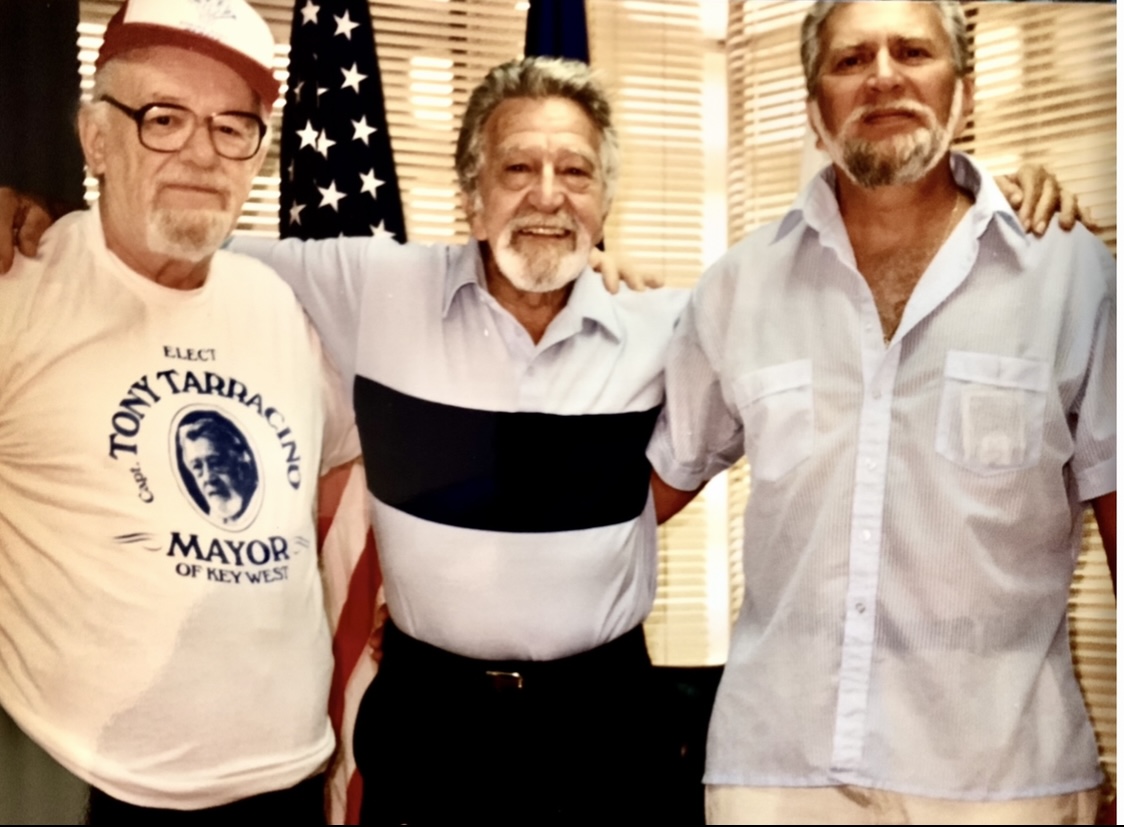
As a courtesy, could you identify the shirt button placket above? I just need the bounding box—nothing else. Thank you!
[830,348,899,778]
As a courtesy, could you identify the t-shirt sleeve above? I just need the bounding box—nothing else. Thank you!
[647,282,745,492]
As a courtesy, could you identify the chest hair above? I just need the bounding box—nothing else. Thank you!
[854,246,934,342]
[850,192,968,342]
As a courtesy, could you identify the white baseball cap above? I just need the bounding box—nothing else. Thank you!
[96,0,280,105]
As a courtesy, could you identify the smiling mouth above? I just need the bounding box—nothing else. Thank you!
[517,227,571,238]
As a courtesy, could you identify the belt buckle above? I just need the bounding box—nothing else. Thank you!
[485,670,524,692]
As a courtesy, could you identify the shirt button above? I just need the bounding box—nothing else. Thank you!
[872,388,882,399]
[864,322,873,332]
[862,529,872,542]
[866,458,877,470]
[855,602,866,614]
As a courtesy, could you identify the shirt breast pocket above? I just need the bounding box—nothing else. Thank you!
[734,359,814,483]
[935,351,1050,476]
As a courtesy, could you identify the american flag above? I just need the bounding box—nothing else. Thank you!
[281,0,406,242]
[281,0,405,822]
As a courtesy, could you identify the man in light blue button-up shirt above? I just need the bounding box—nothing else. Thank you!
[649,2,1115,824]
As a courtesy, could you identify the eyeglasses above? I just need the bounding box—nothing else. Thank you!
[100,95,267,161]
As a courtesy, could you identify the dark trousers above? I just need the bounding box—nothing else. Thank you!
[354,623,677,825]
[85,773,326,825]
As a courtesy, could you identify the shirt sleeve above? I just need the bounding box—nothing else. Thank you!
[647,279,745,491]
[1071,251,1116,501]
[228,234,402,391]
[307,315,361,473]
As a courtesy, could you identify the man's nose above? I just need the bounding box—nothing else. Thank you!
[528,166,564,211]
[867,48,903,92]
[178,121,220,166]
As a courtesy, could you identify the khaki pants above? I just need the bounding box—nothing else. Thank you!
[706,784,1100,825]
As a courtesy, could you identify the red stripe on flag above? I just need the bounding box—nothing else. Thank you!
[318,462,381,822]
[328,527,382,734]
[345,765,365,825]
[317,461,352,544]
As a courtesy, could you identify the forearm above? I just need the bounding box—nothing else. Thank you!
[1092,491,1116,596]
[651,471,703,524]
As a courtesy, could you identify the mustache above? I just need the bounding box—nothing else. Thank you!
[845,99,936,129]
[508,214,579,232]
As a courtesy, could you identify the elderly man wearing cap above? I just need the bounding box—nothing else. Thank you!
[0,0,357,822]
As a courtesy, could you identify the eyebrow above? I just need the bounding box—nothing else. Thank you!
[132,91,259,115]
[495,144,598,163]
[829,33,940,53]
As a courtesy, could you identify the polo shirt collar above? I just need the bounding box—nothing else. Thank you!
[562,265,624,342]
[442,238,624,342]
[442,238,487,318]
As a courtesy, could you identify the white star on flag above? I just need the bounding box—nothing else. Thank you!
[292,80,305,102]
[359,169,384,196]
[300,0,319,25]
[297,121,318,149]
[351,116,377,145]
[289,201,306,225]
[316,130,336,159]
[334,11,360,39]
[318,181,347,212]
[287,159,296,181]
[340,63,367,93]
[370,220,395,239]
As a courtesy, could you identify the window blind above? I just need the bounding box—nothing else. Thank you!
[586,0,728,667]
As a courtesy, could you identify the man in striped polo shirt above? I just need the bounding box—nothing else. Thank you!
[231,57,688,823]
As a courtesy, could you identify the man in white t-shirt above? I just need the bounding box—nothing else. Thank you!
[0,1,357,821]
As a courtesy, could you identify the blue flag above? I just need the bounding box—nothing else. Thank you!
[524,0,590,63]
[280,0,406,242]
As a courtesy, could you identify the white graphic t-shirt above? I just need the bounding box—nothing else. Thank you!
[0,209,358,808]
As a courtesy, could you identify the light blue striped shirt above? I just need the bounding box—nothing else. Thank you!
[649,153,1115,799]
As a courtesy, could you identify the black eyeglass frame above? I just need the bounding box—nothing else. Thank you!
[99,94,268,161]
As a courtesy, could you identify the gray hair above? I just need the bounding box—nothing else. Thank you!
[84,60,125,129]
[455,57,620,206]
[800,0,970,95]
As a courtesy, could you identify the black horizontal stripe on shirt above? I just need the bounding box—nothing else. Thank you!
[355,376,660,533]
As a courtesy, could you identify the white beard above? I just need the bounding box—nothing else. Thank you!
[492,215,591,293]
[146,208,232,263]
[812,81,964,188]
